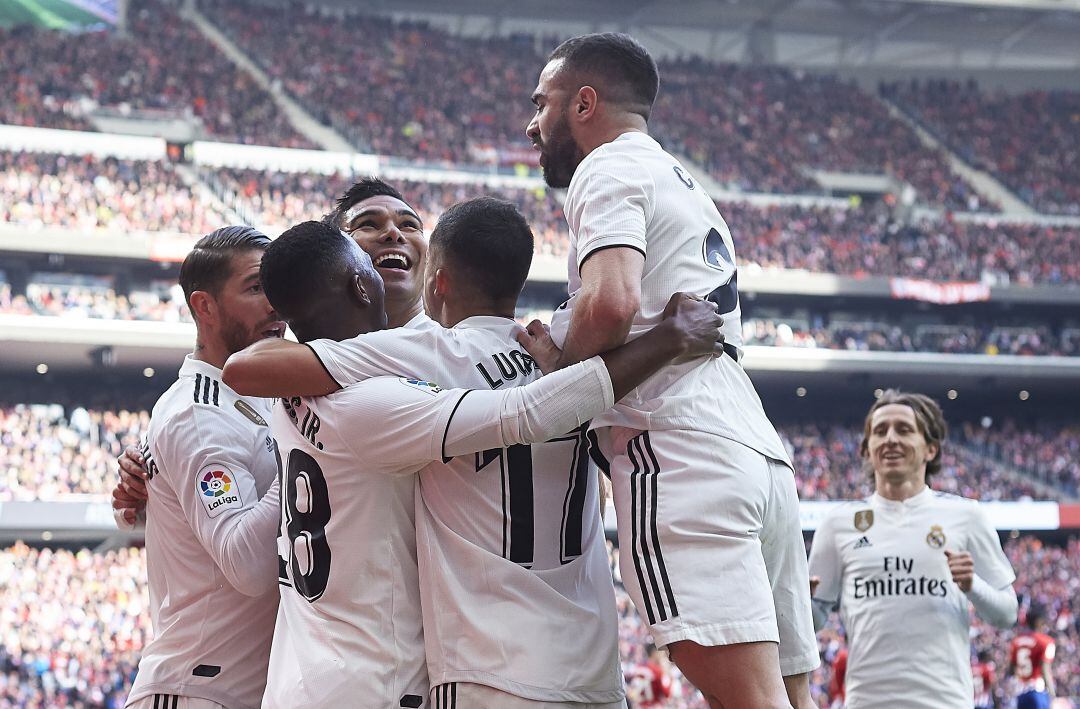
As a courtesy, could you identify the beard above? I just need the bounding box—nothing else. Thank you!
[538,109,582,189]
[220,310,261,357]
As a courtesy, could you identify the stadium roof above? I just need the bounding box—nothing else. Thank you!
[317,0,1080,71]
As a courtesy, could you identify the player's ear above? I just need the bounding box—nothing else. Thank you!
[432,268,451,298]
[574,86,597,121]
[188,290,215,325]
[350,273,373,308]
[925,441,939,462]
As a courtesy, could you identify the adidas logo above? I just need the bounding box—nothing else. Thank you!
[854,536,873,549]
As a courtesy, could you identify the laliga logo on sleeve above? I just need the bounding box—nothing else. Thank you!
[197,464,243,518]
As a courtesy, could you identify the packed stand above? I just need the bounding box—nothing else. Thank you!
[742,318,1079,356]
[207,167,568,256]
[783,423,1049,502]
[0,543,148,708]
[13,282,192,323]
[721,202,1080,286]
[200,1,540,165]
[654,61,991,211]
[960,421,1080,498]
[885,80,1080,215]
[0,403,148,501]
[0,0,313,147]
[0,149,229,235]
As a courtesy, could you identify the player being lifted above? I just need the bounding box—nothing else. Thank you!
[1009,605,1056,709]
[242,220,725,707]
[808,390,1017,709]
[223,196,687,708]
[525,33,818,707]
[124,227,285,709]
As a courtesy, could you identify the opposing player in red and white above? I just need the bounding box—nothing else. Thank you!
[972,649,996,709]
[1009,606,1056,709]
[125,226,285,709]
[808,390,1018,708]
[525,32,817,707]
[625,644,673,709]
[244,220,724,708]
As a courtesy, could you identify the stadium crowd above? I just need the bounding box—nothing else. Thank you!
[0,150,228,235]
[0,0,313,147]
[742,318,1080,357]
[6,536,1074,708]
[961,422,1080,498]
[886,80,1080,215]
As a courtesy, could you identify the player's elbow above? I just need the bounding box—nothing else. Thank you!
[586,289,640,338]
[225,563,275,598]
[221,352,261,396]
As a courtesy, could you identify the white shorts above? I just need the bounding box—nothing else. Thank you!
[431,683,626,709]
[127,695,227,709]
[596,427,819,676]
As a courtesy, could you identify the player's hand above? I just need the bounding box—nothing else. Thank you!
[112,482,146,527]
[516,319,562,374]
[810,576,821,597]
[661,292,725,361]
[117,445,150,501]
[944,549,974,592]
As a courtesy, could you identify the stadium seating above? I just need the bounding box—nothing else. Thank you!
[886,80,1080,215]
[1,150,229,235]
[0,0,314,148]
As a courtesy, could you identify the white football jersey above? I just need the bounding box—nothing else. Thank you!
[308,316,623,703]
[549,131,788,464]
[808,488,1016,709]
[130,356,280,709]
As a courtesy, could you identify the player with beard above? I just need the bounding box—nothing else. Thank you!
[124,226,286,709]
[241,220,723,707]
[525,33,817,707]
[808,390,1017,708]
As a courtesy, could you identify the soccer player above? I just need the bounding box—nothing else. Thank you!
[972,649,996,709]
[525,32,817,707]
[124,226,285,709]
[1009,606,1056,709]
[223,198,689,707]
[248,220,725,707]
[807,390,1018,708]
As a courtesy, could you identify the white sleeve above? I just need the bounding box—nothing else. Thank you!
[965,575,1018,628]
[967,504,1017,588]
[442,356,615,458]
[153,406,280,597]
[808,513,843,607]
[566,150,651,266]
[335,358,614,472]
[306,327,434,388]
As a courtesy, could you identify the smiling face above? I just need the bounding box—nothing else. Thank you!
[212,249,285,356]
[526,59,585,189]
[340,195,426,317]
[865,404,938,488]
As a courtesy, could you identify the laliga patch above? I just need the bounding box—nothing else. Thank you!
[197,463,243,518]
[234,399,267,427]
[926,524,946,549]
[853,509,874,532]
[398,377,442,396]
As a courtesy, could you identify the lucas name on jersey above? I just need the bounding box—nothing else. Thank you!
[474,347,539,390]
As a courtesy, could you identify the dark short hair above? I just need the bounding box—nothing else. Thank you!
[430,197,533,302]
[261,221,357,317]
[324,176,406,229]
[548,33,659,120]
[860,389,948,477]
[179,225,270,312]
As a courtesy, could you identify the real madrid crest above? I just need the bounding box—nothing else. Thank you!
[926,524,946,549]
[854,509,874,532]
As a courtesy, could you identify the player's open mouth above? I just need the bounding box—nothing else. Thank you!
[373,251,411,271]
[262,322,286,338]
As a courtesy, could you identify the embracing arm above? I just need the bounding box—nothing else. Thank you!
[555,247,645,370]
[223,339,339,398]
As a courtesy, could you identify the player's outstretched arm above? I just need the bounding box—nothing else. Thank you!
[554,247,645,370]
[223,339,339,397]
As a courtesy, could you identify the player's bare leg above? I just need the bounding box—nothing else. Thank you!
[782,672,815,709]
[667,639,792,709]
